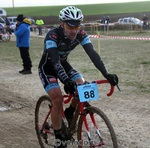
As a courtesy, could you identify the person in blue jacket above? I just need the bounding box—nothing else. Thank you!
[14,14,32,74]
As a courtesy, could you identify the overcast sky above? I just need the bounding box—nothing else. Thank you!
[1,0,149,7]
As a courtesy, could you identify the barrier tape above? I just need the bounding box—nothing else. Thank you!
[89,35,150,41]
[35,34,150,41]
[88,35,100,38]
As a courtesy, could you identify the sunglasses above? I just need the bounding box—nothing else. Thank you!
[65,23,80,30]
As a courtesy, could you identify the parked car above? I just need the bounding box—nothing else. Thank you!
[7,16,17,24]
[7,16,17,32]
[0,8,7,17]
[118,17,143,26]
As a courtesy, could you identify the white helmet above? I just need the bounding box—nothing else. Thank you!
[59,6,84,22]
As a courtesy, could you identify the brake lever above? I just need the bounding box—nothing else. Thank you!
[116,85,121,92]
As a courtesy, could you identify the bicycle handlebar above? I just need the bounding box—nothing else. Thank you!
[63,79,115,104]
[96,79,114,96]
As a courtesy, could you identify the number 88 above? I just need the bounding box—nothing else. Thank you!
[84,90,95,99]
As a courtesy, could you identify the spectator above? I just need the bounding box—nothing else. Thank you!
[101,16,106,31]
[105,16,110,31]
[142,14,148,30]
[36,18,44,35]
[106,16,110,24]
[14,14,32,74]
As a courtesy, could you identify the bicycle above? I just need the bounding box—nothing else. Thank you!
[0,27,11,42]
[35,79,119,148]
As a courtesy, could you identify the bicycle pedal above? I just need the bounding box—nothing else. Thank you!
[41,133,48,142]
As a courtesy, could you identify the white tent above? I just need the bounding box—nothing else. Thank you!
[0,8,7,16]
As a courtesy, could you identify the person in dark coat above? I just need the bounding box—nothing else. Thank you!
[14,14,32,74]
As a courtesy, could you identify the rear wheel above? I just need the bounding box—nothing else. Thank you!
[1,29,10,42]
[1,33,10,42]
[77,106,118,148]
[35,95,70,148]
[35,95,54,148]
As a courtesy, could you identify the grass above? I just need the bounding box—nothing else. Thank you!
[0,30,149,94]
[140,61,150,65]
[4,1,150,16]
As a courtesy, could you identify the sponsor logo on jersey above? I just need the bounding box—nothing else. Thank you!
[49,78,57,83]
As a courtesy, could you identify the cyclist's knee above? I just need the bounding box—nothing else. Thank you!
[47,88,63,106]
[53,97,63,107]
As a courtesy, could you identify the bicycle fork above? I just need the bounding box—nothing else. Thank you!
[81,105,104,147]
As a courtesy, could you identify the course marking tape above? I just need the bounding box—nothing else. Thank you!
[89,35,150,40]
[88,35,100,38]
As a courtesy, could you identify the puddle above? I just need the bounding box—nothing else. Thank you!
[0,107,8,111]
[0,101,27,111]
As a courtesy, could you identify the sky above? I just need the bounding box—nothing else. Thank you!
[0,0,149,8]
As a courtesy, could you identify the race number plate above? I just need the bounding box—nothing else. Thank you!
[77,83,99,102]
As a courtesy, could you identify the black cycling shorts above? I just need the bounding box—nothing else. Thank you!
[38,60,83,93]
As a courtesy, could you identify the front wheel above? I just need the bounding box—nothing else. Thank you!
[77,106,118,148]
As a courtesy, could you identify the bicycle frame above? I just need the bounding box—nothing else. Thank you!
[62,79,114,137]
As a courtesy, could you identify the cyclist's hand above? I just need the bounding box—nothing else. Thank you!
[106,74,119,86]
[64,79,77,95]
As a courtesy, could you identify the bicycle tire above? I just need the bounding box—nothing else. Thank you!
[35,95,70,148]
[77,106,118,148]
[35,95,55,148]
[1,33,10,42]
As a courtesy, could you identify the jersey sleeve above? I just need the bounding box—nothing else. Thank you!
[83,43,108,78]
[77,29,108,77]
[77,29,91,46]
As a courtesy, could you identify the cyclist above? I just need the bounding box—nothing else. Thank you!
[38,6,118,148]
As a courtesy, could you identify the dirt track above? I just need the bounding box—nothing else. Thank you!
[0,60,150,148]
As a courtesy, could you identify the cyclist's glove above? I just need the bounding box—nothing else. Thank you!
[64,79,77,95]
[105,74,119,86]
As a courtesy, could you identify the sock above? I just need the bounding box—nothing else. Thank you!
[54,129,62,139]
[54,129,67,147]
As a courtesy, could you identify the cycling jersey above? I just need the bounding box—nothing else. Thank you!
[38,25,108,91]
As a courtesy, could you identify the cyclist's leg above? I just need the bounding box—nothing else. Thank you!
[47,87,68,147]
[47,87,63,130]
[62,60,85,123]
[38,67,67,147]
